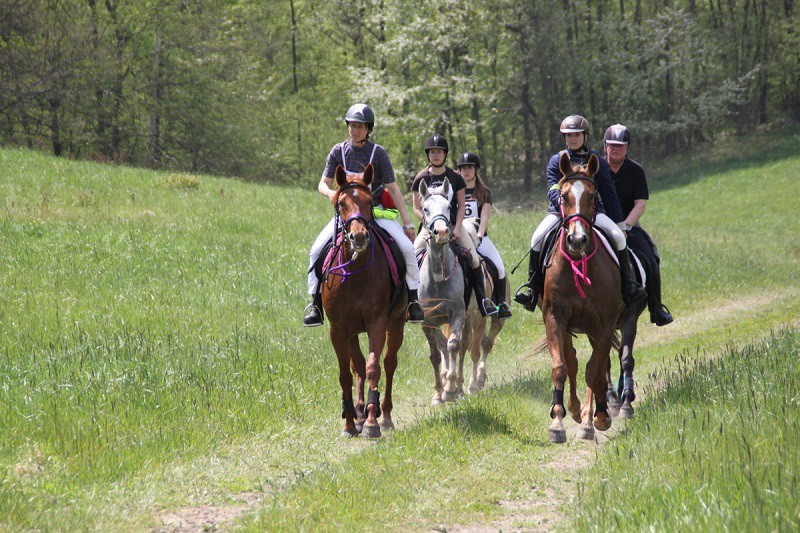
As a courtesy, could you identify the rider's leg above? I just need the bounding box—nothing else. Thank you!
[455,227,496,316]
[478,236,512,319]
[375,218,424,323]
[515,214,560,311]
[627,230,673,326]
[596,214,647,306]
[303,218,336,326]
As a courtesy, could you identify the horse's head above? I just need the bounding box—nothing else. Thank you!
[558,152,599,255]
[334,164,374,253]
[419,177,453,246]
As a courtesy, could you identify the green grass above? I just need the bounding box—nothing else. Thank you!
[574,328,800,531]
[0,126,799,530]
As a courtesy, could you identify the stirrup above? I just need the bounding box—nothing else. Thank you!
[303,302,323,327]
[481,298,499,316]
[406,302,424,323]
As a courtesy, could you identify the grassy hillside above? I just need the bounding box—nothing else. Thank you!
[0,127,798,530]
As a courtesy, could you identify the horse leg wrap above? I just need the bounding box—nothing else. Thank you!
[550,389,565,418]
[595,397,609,415]
[367,388,382,418]
[622,375,636,403]
[341,397,357,419]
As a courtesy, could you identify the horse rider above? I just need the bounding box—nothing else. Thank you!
[411,134,498,317]
[303,103,424,327]
[604,124,673,326]
[514,114,647,310]
[456,151,513,319]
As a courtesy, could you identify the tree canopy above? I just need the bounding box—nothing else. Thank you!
[1,0,797,194]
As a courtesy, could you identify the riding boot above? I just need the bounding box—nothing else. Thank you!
[471,266,498,317]
[494,276,513,319]
[303,292,324,327]
[406,289,425,323]
[647,264,674,326]
[513,249,541,312]
[616,248,648,306]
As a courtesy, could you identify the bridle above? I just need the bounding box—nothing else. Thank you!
[326,179,375,282]
[558,173,598,298]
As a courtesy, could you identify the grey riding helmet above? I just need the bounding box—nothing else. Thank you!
[345,104,375,129]
[603,123,631,149]
[560,114,590,133]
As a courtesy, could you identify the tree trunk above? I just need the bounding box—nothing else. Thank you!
[146,10,163,169]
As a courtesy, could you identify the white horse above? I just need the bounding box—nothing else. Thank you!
[418,178,504,404]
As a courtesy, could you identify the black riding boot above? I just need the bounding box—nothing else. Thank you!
[303,292,324,327]
[494,276,513,319]
[647,264,674,326]
[513,249,541,312]
[472,266,497,317]
[407,289,425,323]
[616,248,647,306]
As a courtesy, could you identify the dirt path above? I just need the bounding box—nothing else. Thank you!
[153,290,798,532]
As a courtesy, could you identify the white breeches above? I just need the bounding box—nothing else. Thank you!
[307,217,420,294]
[477,236,506,279]
[531,212,626,251]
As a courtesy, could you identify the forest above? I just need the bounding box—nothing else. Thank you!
[1,0,798,193]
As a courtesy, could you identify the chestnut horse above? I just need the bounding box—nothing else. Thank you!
[541,152,625,443]
[321,164,407,438]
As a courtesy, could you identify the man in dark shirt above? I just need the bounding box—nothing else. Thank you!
[604,124,673,326]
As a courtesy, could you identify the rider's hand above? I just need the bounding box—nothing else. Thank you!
[402,224,415,242]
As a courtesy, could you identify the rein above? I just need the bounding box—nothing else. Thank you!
[558,230,598,298]
[326,180,376,283]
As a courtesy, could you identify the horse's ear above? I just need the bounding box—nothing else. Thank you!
[335,165,347,187]
[559,152,573,177]
[419,179,429,199]
[587,154,599,177]
[362,164,374,186]
[442,177,451,200]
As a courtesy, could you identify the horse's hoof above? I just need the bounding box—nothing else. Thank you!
[548,428,567,443]
[341,428,358,438]
[443,391,459,402]
[594,414,612,432]
[431,397,445,406]
[380,418,395,431]
[619,403,635,419]
[576,425,595,441]
[361,424,381,439]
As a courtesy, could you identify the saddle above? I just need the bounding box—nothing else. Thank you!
[538,225,652,292]
[416,242,474,308]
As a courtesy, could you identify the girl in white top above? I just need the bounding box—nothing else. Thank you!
[456,152,512,319]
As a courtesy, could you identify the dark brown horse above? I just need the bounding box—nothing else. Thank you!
[321,164,407,438]
[541,152,625,443]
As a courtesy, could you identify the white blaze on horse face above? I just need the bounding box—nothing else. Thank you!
[569,180,588,240]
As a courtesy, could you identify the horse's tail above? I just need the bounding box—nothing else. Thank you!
[531,335,548,354]
[612,330,621,351]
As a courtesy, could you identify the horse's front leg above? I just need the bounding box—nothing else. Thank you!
[348,336,367,432]
[579,333,614,440]
[362,322,388,439]
[424,325,445,406]
[381,316,405,431]
[443,312,465,402]
[330,327,358,438]
[618,317,638,419]
[467,317,487,394]
[545,314,569,444]
[564,335,581,423]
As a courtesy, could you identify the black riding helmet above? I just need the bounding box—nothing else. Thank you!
[456,151,480,169]
[424,134,449,163]
[603,123,631,149]
[345,103,375,132]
